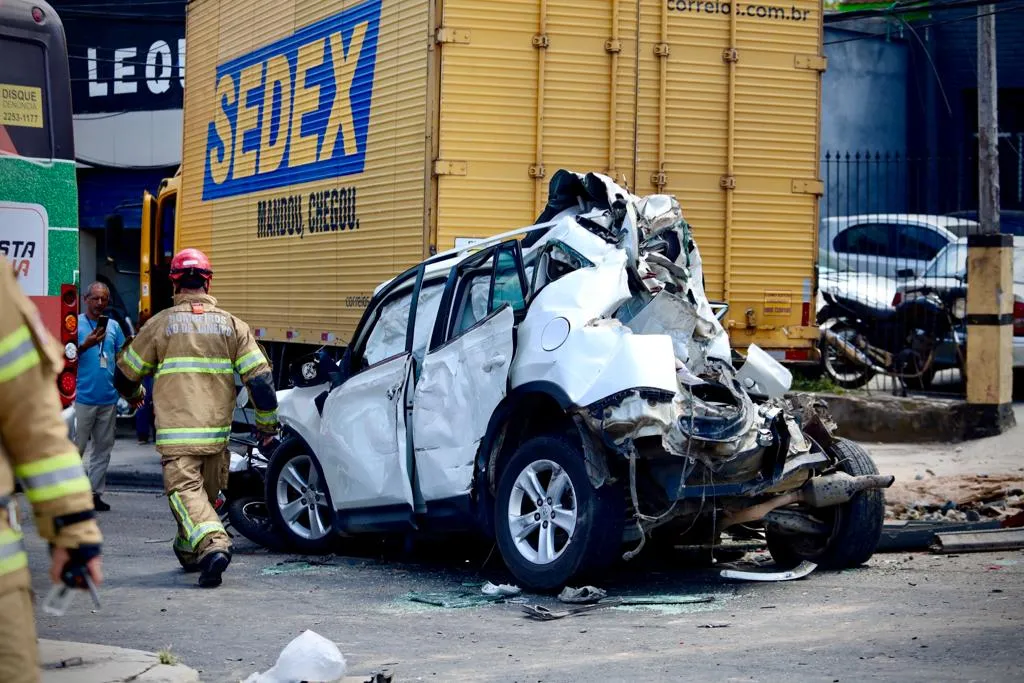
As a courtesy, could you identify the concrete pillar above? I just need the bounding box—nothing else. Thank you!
[964,233,1016,438]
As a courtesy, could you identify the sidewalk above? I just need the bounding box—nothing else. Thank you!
[41,639,200,682]
[98,431,164,489]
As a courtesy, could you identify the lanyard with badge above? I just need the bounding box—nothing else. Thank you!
[88,317,109,369]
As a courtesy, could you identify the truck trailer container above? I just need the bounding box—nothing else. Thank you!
[138,0,826,378]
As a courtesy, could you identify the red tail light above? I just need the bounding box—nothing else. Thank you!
[58,284,77,406]
[801,301,810,327]
[892,292,902,307]
[785,348,811,362]
[1014,300,1024,337]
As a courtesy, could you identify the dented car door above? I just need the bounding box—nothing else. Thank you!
[410,242,526,503]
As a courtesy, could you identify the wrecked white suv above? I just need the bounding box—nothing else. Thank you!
[268,170,894,590]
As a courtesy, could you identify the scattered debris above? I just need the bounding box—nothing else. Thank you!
[720,560,817,582]
[243,630,346,683]
[406,590,510,609]
[522,600,622,621]
[364,669,394,683]
[481,581,521,597]
[699,622,730,629]
[1003,510,1024,528]
[931,528,1024,554]
[877,520,1001,552]
[618,595,715,607]
[886,474,1023,524]
[558,586,608,604]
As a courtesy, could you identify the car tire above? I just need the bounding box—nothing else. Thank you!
[766,438,885,570]
[265,437,336,554]
[494,434,624,592]
[226,495,288,552]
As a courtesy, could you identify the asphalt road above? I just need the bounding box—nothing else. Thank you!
[19,488,1023,683]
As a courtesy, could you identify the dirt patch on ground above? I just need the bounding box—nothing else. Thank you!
[886,473,1024,522]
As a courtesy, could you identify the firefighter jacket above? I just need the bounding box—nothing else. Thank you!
[116,293,278,457]
[0,266,102,594]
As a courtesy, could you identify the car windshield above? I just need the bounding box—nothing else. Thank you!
[924,242,1024,283]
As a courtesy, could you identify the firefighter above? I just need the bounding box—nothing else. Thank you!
[114,248,278,588]
[0,265,104,683]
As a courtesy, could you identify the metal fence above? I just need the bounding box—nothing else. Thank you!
[814,151,1006,398]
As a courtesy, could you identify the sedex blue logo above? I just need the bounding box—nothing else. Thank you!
[202,0,382,200]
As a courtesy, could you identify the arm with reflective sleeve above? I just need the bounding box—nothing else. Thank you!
[0,267,102,551]
[114,324,158,403]
[232,321,278,434]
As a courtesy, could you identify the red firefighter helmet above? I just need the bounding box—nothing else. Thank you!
[168,248,213,285]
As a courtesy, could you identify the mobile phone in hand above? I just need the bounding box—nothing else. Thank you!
[96,314,109,335]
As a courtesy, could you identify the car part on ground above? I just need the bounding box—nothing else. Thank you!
[270,169,895,591]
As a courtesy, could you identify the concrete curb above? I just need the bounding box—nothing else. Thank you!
[106,470,164,489]
[40,639,201,682]
[804,392,971,444]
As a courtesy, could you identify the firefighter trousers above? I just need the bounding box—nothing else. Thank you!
[0,586,39,683]
[161,451,231,569]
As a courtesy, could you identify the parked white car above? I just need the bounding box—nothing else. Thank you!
[818,214,976,279]
[268,171,893,590]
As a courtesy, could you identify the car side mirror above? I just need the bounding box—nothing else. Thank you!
[895,268,917,279]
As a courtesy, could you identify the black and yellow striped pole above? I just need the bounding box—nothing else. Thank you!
[964,233,1015,437]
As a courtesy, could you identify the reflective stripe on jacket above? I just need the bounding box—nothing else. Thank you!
[116,293,273,456]
[0,266,102,594]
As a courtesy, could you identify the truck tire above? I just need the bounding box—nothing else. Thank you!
[265,437,337,554]
[766,438,885,570]
[494,435,623,591]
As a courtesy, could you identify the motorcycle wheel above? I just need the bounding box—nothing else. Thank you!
[765,438,885,570]
[226,496,288,552]
[821,323,875,389]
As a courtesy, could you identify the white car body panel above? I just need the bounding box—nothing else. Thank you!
[412,305,515,501]
[276,385,326,453]
[318,354,414,511]
[510,243,679,406]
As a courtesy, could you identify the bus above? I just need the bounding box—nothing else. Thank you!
[0,0,79,408]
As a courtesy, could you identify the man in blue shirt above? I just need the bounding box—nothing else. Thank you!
[75,282,125,511]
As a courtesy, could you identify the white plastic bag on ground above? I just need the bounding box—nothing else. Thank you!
[243,630,346,683]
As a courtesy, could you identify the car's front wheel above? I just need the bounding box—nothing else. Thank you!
[266,437,336,554]
[494,435,623,591]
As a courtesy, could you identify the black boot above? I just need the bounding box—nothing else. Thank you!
[198,551,231,588]
[92,494,111,512]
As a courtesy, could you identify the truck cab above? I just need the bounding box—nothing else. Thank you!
[139,169,180,323]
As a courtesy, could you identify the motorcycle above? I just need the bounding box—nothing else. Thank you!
[818,283,958,392]
[215,388,287,551]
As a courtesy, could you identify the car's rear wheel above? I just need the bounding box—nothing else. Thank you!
[766,438,885,569]
[494,435,623,591]
[266,437,336,554]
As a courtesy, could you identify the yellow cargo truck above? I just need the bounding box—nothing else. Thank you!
[139,0,825,377]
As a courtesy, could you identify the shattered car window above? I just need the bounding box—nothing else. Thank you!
[529,240,594,296]
[362,292,413,367]
[411,283,444,365]
[493,248,526,312]
[452,273,491,337]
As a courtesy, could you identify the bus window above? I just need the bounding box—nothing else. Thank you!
[0,37,51,159]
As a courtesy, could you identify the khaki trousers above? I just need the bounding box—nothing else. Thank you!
[161,451,231,568]
[0,587,39,683]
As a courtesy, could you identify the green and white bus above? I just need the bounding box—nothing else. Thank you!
[1,0,79,408]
